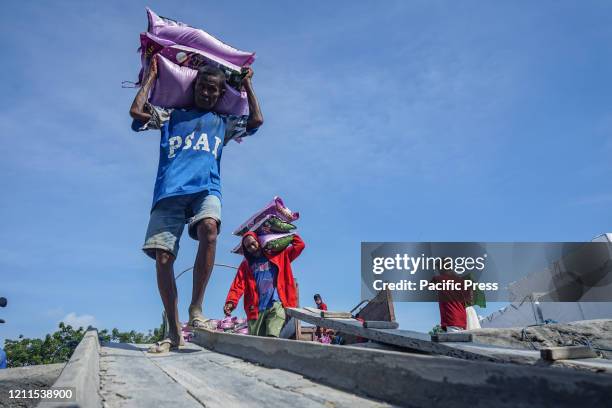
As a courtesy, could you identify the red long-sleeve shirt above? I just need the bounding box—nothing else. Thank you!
[226,234,305,320]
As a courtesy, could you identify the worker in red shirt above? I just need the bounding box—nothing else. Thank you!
[314,294,327,311]
[431,259,472,332]
[224,232,305,337]
[313,293,328,340]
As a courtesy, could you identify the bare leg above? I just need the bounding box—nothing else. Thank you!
[155,250,181,345]
[189,218,218,318]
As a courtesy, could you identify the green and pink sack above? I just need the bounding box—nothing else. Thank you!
[231,233,295,255]
[233,197,299,236]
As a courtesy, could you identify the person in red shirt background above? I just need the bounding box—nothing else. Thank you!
[313,293,328,339]
[314,293,327,311]
[431,259,473,332]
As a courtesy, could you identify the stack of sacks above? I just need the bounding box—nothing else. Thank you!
[216,316,248,335]
[180,323,194,342]
[137,8,255,117]
[183,317,248,335]
[232,197,300,255]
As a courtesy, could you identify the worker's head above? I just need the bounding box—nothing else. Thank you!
[194,65,226,110]
[314,294,322,305]
[242,232,261,257]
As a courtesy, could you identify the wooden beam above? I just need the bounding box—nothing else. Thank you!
[285,307,612,372]
[191,328,612,408]
[431,332,473,343]
[304,307,352,318]
[356,289,396,322]
[287,307,536,364]
[540,346,598,361]
[363,321,399,329]
[295,280,301,340]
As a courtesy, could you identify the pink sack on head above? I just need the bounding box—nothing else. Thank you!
[149,55,249,116]
[233,197,300,236]
[150,54,196,108]
[146,8,255,67]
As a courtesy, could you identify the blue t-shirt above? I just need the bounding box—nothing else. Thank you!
[250,256,278,311]
[132,104,257,208]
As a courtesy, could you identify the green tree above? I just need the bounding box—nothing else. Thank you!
[97,324,164,344]
[4,322,165,368]
[4,322,85,367]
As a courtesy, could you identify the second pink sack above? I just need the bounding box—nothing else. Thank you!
[149,54,249,116]
[147,8,255,67]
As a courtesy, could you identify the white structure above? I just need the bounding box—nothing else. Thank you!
[481,233,612,328]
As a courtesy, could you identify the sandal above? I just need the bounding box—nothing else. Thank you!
[147,339,179,354]
[162,311,186,347]
[188,315,217,330]
[188,305,217,330]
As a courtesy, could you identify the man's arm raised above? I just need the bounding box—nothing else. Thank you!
[129,56,158,123]
[242,67,264,131]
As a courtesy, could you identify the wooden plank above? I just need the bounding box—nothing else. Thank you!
[322,311,353,318]
[191,327,612,408]
[304,306,352,318]
[295,280,301,340]
[98,343,203,408]
[541,346,598,361]
[287,308,612,372]
[431,332,473,343]
[363,321,399,329]
[152,343,388,408]
[286,307,539,364]
[355,289,395,322]
[299,326,316,341]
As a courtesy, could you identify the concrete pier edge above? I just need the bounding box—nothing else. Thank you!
[38,328,101,408]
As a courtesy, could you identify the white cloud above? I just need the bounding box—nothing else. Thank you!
[61,312,97,329]
[44,307,64,318]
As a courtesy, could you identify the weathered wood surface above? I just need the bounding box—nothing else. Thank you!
[99,341,389,408]
[99,343,202,408]
[192,327,612,408]
[304,307,352,318]
[287,307,536,363]
[355,289,396,322]
[431,332,473,342]
[541,346,598,361]
[287,307,612,372]
[363,321,399,329]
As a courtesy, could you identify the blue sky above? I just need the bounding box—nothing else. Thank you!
[1,1,611,341]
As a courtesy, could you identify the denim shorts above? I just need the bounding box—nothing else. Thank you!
[142,191,221,259]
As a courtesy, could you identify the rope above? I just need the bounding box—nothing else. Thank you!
[174,263,238,280]
[121,80,139,88]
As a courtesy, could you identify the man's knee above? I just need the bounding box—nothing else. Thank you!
[197,218,218,244]
[155,249,175,267]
